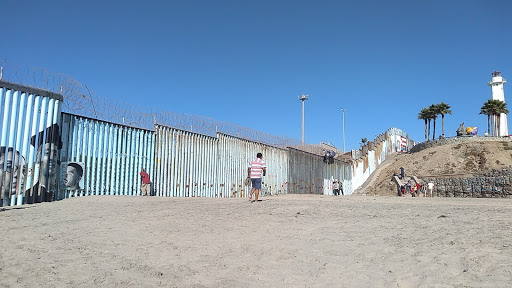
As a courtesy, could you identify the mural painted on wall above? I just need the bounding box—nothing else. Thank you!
[0,81,63,206]
[398,136,407,152]
[0,147,26,203]
[25,123,63,203]
[60,161,84,191]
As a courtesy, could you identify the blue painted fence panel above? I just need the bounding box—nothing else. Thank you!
[0,81,63,206]
[60,113,155,198]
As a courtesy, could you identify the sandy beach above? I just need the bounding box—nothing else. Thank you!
[1,194,511,287]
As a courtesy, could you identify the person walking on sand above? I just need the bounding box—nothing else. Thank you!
[248,153,266,203]
[332,180,340,196]
[427,182,434,197]
[140,168,151,196]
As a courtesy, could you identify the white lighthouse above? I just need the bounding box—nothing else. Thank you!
[488,71,508,136]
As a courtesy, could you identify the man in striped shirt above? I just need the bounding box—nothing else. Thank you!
[247,152,266,203]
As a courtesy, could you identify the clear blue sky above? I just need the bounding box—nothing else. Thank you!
[1,0,511,151]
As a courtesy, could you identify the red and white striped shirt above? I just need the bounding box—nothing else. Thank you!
[249,158,266,178]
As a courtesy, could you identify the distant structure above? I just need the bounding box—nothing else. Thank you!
[488,71,508,136]
[298,93,309,144]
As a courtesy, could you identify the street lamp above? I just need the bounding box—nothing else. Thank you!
[298,93,309,144]
[340,108,346,153]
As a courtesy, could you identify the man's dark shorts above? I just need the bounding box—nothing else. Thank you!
[251,178,262,189]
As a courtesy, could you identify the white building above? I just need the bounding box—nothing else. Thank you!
[488,71,508,136]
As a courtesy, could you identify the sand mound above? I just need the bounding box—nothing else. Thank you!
[363,140,512,196]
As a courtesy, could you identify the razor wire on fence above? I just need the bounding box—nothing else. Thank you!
[0,60,302,148]
[0,60,413,155]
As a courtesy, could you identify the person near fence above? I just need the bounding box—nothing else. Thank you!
[140,168,151,196]
[332,180,340,196]
[248,152,266,203]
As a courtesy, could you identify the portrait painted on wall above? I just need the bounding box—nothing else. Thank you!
[25,123,63,203]
[60,162,85,191]
[0,146,26,200]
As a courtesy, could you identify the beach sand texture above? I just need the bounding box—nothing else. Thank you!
[1,194,511,287]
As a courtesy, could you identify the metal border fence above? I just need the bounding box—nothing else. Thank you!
[0,70,415,206]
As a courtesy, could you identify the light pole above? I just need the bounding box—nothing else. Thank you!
[340,108,346,153]
[298,93,309,144]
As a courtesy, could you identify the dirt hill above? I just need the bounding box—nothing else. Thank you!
[360,140,512,196]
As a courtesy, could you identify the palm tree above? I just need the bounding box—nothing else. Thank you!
[361,138,368,146]
[493,100,509,136]
[481,99,509,136]
[437,102,451,137]
[480,101,492,135]
[426,107,435,140]
[429,104,439,140]
[418,108,430,141]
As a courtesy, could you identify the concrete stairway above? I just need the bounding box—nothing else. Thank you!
[392,175,420,195]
